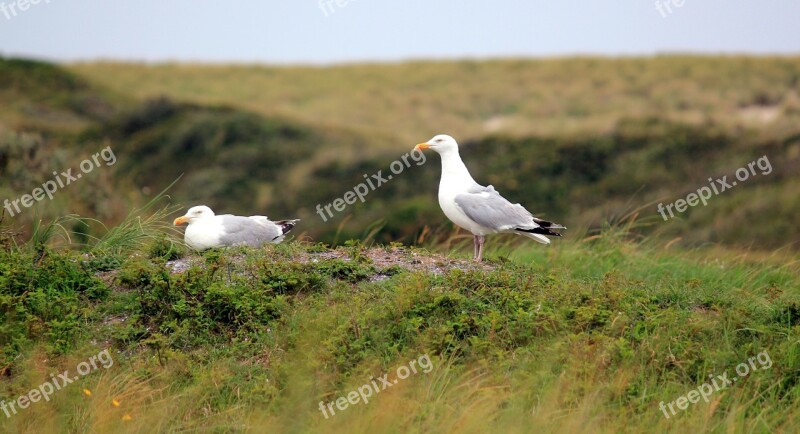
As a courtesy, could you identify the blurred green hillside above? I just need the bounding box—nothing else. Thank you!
[68,57,800,143]
[1,56,799,250]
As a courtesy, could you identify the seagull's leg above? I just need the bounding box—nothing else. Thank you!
[473,235,479,260]
[476,235,485,262]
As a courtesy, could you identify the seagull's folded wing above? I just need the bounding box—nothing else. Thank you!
[453,185,538,232]
[218,215,281,246]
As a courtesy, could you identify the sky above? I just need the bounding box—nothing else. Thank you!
[0,1,798,64]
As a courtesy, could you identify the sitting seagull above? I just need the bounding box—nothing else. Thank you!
[173,205,299,251]
[414,134,565,262]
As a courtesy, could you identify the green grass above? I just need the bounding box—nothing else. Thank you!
[1,228,798,433]
[86,180,184,256]
[3,56,800,249]
[2,55,800,432]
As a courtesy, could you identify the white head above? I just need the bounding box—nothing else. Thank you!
[174,205,215,225]
[414,134,459,154]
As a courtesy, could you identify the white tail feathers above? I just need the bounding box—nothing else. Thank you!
[519,231,551,245]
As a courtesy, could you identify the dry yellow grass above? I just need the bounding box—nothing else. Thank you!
[68,56,800,146]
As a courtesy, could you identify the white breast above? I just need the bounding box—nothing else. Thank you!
[438,188,492,235]
[184,217,224,250]
[435,148,493,235]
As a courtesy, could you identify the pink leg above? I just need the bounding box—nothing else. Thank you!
[476,235,485,262]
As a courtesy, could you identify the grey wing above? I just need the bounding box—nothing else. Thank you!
[218,215,281,247]
[454,185,538,231]
[248,216,272,226]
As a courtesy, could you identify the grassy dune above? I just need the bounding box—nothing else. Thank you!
[4,57,800,249]
[2,56,800,433]
[1,231,798,433]
[68,57,800,145]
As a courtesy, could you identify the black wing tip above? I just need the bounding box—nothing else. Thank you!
[275,219,300,234]
[515,226,563,237]
[532,218,566,230]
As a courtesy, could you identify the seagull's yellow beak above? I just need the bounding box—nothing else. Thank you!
[414,143,430,152]
[173,216,189,225]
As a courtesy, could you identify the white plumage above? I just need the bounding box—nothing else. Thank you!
[415,134,565,261]
[174,205,299,251]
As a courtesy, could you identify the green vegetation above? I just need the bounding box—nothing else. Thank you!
[1,228,798,432]
[2,56,800,432]
[67,57,800,143]
[3,56,800,249]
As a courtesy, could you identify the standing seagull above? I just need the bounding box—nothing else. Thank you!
[414,134,565,261]
[174,205,299,251]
